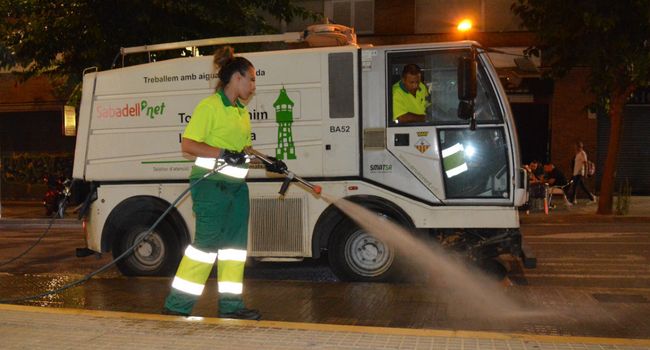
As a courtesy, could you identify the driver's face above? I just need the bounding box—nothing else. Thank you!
[402,73,421,95]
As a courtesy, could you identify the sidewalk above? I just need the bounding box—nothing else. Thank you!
[0,200,80,228]
[520,196,650,224]
[0,200,77,218]
[2,304,649,350]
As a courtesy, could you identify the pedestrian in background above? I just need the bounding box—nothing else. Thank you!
[542,162,567,187]
[567,141,596,204]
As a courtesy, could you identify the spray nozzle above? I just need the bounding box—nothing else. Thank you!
[246,148,323,197]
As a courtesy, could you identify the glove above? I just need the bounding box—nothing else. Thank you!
[265,156,287,174]
[222,150,247,166]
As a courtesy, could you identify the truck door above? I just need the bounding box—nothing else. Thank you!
[384,48,513,204]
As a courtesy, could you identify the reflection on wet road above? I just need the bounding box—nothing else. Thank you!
[1,272,649,339]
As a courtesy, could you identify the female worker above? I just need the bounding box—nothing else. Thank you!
[163,46,285,320]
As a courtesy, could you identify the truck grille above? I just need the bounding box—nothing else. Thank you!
[250,197,304,255]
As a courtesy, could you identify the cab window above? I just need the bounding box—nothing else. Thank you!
[438,127,510,199]
[387,50,503,126]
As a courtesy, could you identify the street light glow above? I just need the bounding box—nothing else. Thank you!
[457,19,472,32]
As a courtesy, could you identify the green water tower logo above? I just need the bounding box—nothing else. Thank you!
[274,87,296,160]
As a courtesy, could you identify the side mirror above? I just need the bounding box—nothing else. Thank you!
[457,55,477,101]
[457,54,478,129]
[457,100,474,120]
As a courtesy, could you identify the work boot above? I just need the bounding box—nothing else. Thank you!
[219,308,261,320]
[161,307,189,317]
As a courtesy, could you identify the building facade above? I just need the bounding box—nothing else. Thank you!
[2,0,648,198]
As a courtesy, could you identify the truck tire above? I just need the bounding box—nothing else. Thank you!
[328,216,396,282]
[112,219,182,277]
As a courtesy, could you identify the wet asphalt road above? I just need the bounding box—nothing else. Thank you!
[0,219,649,339]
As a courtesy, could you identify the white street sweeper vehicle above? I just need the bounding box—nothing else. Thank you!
[73,25,533,282]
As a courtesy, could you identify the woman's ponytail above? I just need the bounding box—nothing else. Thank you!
[213,46,253,90]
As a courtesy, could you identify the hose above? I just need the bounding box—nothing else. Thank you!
[0,153,319,304]
[0,166,222,303]
[0,188,72,268]
[0,211,58,268]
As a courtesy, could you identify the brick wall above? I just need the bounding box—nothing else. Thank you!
[0,74,65,113]
[549,68,597,174]
[374,0,415,35]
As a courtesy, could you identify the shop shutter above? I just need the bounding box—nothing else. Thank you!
[597,105,650,194]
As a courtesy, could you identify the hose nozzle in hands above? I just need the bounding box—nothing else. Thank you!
[245,148,322,196]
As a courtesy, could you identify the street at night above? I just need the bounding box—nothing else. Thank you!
[3,1,650,349]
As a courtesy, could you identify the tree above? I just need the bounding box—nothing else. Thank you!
[512,0,650,214]
[0,0,318,98]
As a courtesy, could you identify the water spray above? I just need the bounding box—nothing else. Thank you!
[246,148,322,196]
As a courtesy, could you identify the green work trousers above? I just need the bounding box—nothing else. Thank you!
[164,176,249,315]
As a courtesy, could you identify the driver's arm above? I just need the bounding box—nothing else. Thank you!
[396,112,426,123]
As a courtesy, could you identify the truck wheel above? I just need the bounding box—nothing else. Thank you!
[328,217,396,282]
[113,220,182,276]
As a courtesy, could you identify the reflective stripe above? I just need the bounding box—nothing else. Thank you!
[185,245,217,264]
[218,249,247,262]
[173,246,214,286]
[194,157,249,178]
[171,276,205,296]
[218,281,243,294]
[442,143,468,178]
[441,143,464,158]
[195,157,216,170]
[445,163,469,178]
[219,165,249,178]
[217,250,246,293]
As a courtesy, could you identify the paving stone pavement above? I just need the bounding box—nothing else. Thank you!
[1,304,649,350]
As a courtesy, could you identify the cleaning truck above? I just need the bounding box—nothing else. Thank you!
[73,24,533,282]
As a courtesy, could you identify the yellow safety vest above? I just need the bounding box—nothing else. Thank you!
[392,81,430,120]
[183,90,252,179]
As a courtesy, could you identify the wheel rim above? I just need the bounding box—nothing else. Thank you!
[343,228,394,278]
[130,230,166,271]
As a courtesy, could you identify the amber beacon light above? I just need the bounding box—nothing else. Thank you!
[457,19,472,33]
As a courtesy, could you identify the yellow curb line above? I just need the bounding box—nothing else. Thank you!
[2,304,649,346]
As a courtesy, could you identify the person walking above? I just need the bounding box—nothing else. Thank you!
[162,46,285,320]
[567,141,596,204]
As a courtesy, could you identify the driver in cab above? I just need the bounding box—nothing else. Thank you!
[392,63,430,124]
